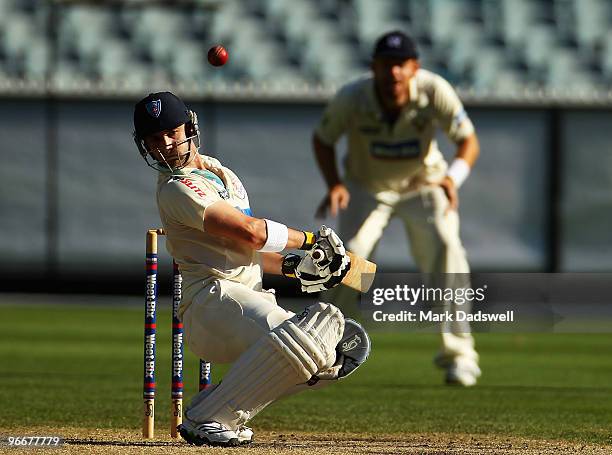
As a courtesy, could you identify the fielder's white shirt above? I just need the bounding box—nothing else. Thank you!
[156,155,262,314]
[315,69,475,195]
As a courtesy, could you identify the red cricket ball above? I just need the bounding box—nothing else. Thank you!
[207,45,228,67]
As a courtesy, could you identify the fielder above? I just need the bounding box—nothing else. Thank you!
[133,92,370,447]
[312,31,481,386]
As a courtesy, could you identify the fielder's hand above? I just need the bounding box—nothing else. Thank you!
[315,183,350,218]
[439,176,459,212]
[282,226,351,293]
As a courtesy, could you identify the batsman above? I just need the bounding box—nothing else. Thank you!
[133,92,370,447]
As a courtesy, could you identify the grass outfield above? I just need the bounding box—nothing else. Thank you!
[0,301,610,445]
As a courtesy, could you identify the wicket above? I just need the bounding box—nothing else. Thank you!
[143,228,212,439]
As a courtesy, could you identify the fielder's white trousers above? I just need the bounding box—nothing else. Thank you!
[329,179,478,364]
[182,280,294,364]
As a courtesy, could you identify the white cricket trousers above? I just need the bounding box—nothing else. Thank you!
[331,179,477,363]
[182,280,293,364]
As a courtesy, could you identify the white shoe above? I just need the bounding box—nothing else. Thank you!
[237,425,253,444]
[435,354,481,387]
[181,385,253,445]
[178,418,240,447]
[445,358,481,387]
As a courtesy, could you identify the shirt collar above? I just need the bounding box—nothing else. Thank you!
[367,72,420,118]
[408,72,418,104]
[156,153,215,177]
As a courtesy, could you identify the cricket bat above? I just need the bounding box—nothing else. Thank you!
[311,249,376,293]
[344,252,377,293]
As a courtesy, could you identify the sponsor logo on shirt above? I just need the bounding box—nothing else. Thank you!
[218,188,230,200]
[370,140,421,159]
[177,178,207,199]
[230,175,247,200]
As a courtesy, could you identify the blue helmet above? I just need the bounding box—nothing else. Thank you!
[133,91,201,171]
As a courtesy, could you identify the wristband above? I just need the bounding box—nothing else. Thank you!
[281,254,301,278]
[446,158,471,188]
[299,231,316,250]
[258,219,288,252]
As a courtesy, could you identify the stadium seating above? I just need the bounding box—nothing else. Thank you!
[0,0,611,95]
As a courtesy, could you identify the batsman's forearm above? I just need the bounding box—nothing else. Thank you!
[254,223,312,251]
[204,202,312,251]
[285,227,313,249]
[312,133,341,189]
[260,252,284,275]
[455,133,480,167]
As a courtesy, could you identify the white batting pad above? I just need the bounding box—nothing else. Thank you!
[186,303,344,430]
[280,318,371,397]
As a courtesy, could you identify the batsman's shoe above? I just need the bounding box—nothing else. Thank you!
[178,419,240,447]
[237,425,254,444]
[182,385,257,443]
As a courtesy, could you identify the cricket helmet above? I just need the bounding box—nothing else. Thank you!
[133,91,201,171]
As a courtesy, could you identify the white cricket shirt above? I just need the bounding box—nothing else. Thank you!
[155,155,262,313]
[315,69,475,194]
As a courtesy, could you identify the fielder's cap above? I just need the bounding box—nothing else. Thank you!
[134,91,190,137]
[372,30,419,60]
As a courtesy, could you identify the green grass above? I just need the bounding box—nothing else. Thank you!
[0,303,610,444]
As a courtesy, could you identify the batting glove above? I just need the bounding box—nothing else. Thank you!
[282,226,350,293]
[311,225,350,277]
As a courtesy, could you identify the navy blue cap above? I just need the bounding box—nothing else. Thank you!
[373,31,419,60]
[134,92,190,138]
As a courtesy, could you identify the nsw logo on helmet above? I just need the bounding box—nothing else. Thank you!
[146,99,162,118]
[387,35,402,48]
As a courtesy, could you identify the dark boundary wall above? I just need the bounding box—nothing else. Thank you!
[0,97,610,294]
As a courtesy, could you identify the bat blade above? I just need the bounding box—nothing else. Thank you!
[342,252,376,293]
